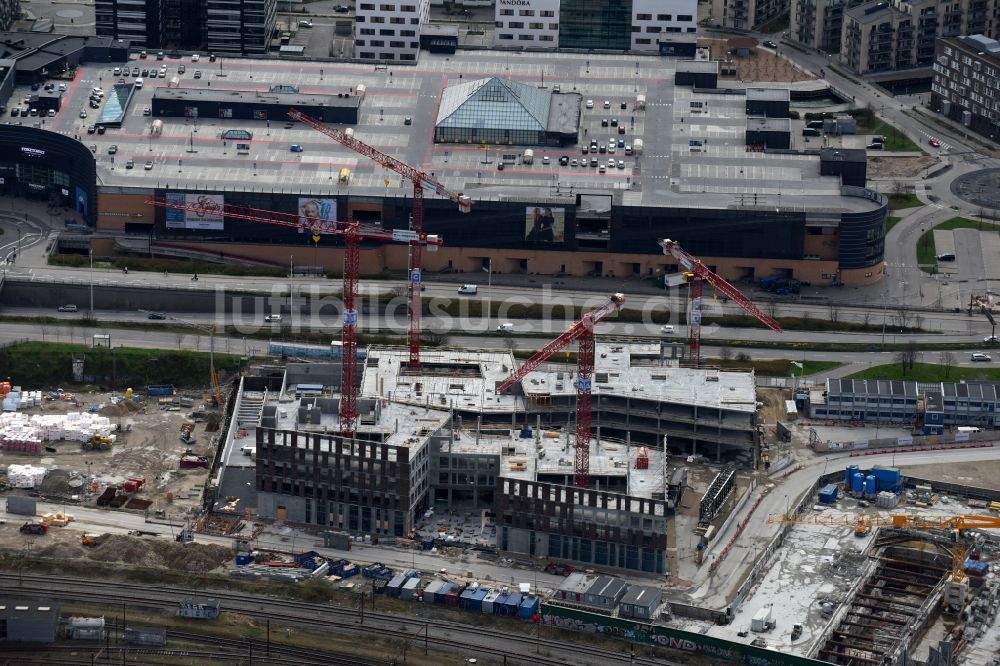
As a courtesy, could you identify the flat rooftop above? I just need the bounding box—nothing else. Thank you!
[746,117,791,132]
[28,50,880,213]
[152,86,359,109]
[360,344,758,414]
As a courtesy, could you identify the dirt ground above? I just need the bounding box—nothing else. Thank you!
[1,389,218,515]
[700,38,815,83]
[868,155,939,178]
[16,532,233,571]
[898,460,1000,491]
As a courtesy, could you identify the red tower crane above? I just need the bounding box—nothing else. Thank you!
[145,196,442,436]
[287,109,472,369]
[496,293,625,488]
[659,238,782,367]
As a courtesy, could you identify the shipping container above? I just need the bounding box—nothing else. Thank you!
[500,592,523,617]
[434,583,454,605]
[235,553,253,566]
[146,385,176,397]
[445,589,462,606]
[817,484,838,504]
[6,495,37,516]
[422,580,445,602]
[386,574,407,598]
[482,590,500,614]
[519,596,540,619]
[401,577,421,600]
[124,625,166,646]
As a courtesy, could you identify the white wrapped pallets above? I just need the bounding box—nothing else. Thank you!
[7,464,46,488]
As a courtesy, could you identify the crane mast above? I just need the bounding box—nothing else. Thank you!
[659,238,782,367]
[288,109,472,368]
[145,197,442,436]
[496,293,625,487]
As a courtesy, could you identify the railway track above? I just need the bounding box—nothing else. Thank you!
[0,573,670,666]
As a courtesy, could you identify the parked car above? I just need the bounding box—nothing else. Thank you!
[79,110,87,118]
[497,322,514,333]
[264,314,282,323]
[457,284,478,295]
[661,324,675,334]
[972,353,992,362]
[97,125,106,134]
[144,161,154,170]
[58,304,79,312]
[108,144,118,155]
[985,335,998,343]
[147,312,166,320]
[289,144,304,152]
[763,40,777,48]
[194,70,202,79]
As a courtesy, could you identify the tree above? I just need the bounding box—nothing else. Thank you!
[895,341,920,375]
[828,303,840,323]
[941,351,956,379]
[719,347,733,361]
[894,306,911,330]
[891,180,908,200]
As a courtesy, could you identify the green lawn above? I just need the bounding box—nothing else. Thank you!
[917,217,996,273]
[887,193,924,210]
[847,361,1000,382]
[871,121,922,152]
[886,216,903,233]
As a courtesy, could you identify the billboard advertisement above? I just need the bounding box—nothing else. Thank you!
[298,197,338,234]
[165,193,225,230]
[524,206,565,242]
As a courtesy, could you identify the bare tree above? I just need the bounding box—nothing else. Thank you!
[176,333,185,350]
[895,341,920,375]
[894,306,911,330]
[828,303,840,323]
[862,309,872,327]
[941,351,956,379]
[719,347,733,361]
[891,180,908,199]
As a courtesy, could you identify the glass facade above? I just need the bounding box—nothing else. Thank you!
[559,0,633,50]
[435,78,550,146]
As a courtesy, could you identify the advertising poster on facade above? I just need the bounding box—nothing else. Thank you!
[524,206,565,242]
[298,197,338,233]
[165,193,225,230]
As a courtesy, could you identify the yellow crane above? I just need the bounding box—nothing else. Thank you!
[138,310,222,406]
[769,512,1000,610]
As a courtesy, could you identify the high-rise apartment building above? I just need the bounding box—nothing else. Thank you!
[96,0,276,53]
[354,0,428,62]
[840,0,1000,74]
[0,0,20,32]
[712,0,789,30]
[931,35,1000,142]
[790,0,868,52]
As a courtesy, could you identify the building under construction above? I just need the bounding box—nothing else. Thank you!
[217,343,756,574]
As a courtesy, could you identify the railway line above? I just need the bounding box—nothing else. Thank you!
[0,573,673,666]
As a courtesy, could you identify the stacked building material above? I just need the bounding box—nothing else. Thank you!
[7,464,46,488]
[0,413,114,451]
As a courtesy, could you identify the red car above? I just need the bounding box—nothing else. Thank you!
[928,137,941,148]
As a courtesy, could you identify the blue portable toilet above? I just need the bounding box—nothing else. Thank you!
[469,588,488,612]
[519,595,540,619]
[434,583,454,605]
[493,592,510,615]
[459,587,478,610]
[852,472,864,496]
[864,475,877,498]
[501,592,522,617]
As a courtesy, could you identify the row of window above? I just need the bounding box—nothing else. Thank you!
[357,16,419,23]
[497,21,559,30]
[498,8,556,16]
[356,40,417,48]
[635,13,693,20]
[358,28,417,36]
[497,33,555,41]
[358,3,418,11]
[357,51,417,60]
[632,25,696,32]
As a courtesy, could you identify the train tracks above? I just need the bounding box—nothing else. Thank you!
[0,572,669,666]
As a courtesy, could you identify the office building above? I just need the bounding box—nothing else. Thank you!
[712,0,789,30]
[496,0,695,53]
[355,0,429,62]
[96,0,166,49]
[931,35,1000,143]
[841,0,1000,75]
[206,0,277,55]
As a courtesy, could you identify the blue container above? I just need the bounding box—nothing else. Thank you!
[818,484,839,504]
[501,592,523,617]
[864,475,877,497]
[965,559,990,576]
[872,466,901,493]
[422,539,435,550]
[493,593,510,615]
[434,583,454,605]
[845,465,859,486]
[519,596,539,619]
[852,472,864,496]
[235,553,252,566]
[519,427,532,439]
[459,588,478,610]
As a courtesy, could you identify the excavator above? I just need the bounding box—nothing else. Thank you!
[769,512,1000,611]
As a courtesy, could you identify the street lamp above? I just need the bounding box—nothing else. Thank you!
[89,248,94,316]
[486,258,492,330]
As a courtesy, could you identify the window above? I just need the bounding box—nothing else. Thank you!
[409,17,418,23]
[356,39,365,45]
[379,3,395,9]
[686,27,696,32]
[370,39,384,46]
[401,3,415,10]
[636,38,651,44]
[539,34,553,40]
[678,14,693,20]
[360,27,375,34]
[379,52,396,59]
[666,26,681,31]
[508,21,523,28]
[390,16,405,23]
[360,51,375,58]
[380,28,394,35]
[657,13,672,20]
[519,9,534,15]
[500,8,513,15]
[529,22,543,28]
[647,25,661,32]
[400,29,415,36]
[499,32,514,40]
[549,22,558,29]
[518,34,534,40]
[360,2,374,8]
[637,13,652,19]
[370,15,384,22]
[540,9,554,16]
[390,40,404,47]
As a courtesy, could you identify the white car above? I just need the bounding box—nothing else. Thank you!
[191,53,200,61]
[144,161,154,170]
[585,99,594,109]
[264,314,282,323]
[972,353,992,362]
[497,322,514,333]
[986,335,998,343]
[603,100,611,109]
[661,324,675,335]
[79,109,87,118]
[457,284,478,295]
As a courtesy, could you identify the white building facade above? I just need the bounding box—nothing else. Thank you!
[355,0,429,62]
[494,0,697,53]
[631,0,698,52]
[494,0,561,46]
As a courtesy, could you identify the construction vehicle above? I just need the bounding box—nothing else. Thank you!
[176,528,195,544]
[180,423,196,445]
[496,293,625,487]
[81,533,106,547]
[20,521,48,535]
[660,239,782,368]
[769,512,1000,611]
[759,274,801,295]
[83,434,113,451]
[791,623,803,641]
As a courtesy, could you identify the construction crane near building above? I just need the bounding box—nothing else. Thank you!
[137,310,222,405]
[496,293,625,488]
[288,108,473,369]
[143,198,443,436]
[659,239,782,367]
[769,511,1000,610]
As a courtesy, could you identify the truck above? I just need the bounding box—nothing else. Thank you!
[522,149,534,164]
[751,606,775,632]
[179,455,209,469]
[759,274,800,295]
[83,434,113,451]
[146,385,176,397]
[632,139,643,155]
